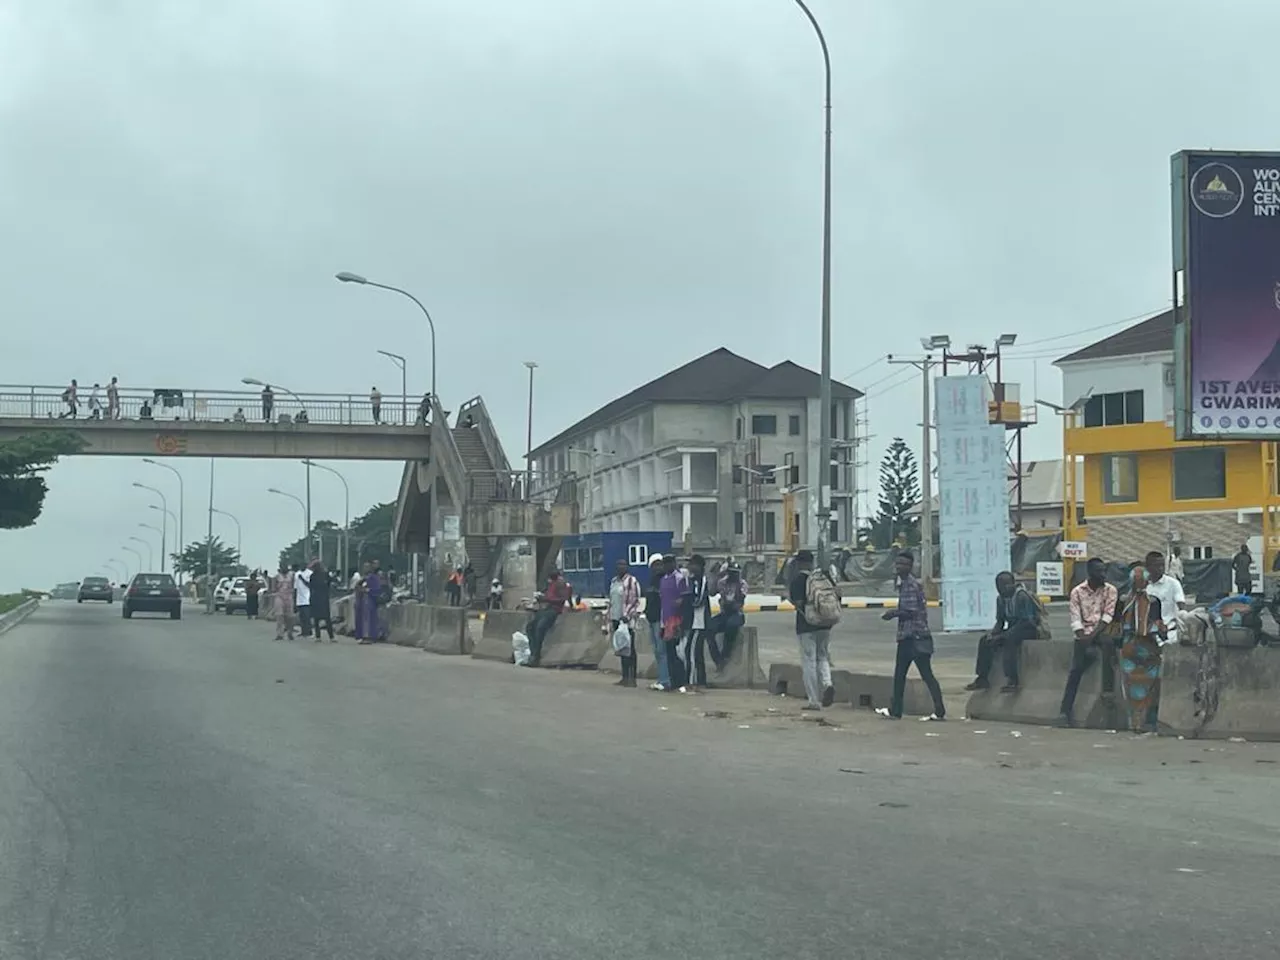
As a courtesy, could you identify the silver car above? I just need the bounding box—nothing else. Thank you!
[223,577,251,614]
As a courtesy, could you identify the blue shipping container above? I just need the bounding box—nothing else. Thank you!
[558,531,675,598]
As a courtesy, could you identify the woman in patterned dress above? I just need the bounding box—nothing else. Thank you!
[1118,565,1166,734]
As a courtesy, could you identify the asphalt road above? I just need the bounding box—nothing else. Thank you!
[1,602,1276,959]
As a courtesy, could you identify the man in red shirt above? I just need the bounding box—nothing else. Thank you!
[527,570,571,666]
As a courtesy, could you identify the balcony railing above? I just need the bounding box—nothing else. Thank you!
[0,384,423,428]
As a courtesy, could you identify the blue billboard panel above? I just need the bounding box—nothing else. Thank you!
[1173,150,1280,439]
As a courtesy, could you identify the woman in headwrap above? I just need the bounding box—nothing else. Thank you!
[1118,564,1167,734]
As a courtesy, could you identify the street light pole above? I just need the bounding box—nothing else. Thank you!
[210,508,242,563]
[142,458,184,584]
[377,349,408,426]
[268,487,308,555]
[524,361,537,496]
[132,482,168,572]
[337,273,437,402]
[206,459,215,614]
[304,461,312,559]
[790,0,834,570]
[121,545,142,579]
[303,460,350,576]
[889,347,944,594]
[129,534,153,570]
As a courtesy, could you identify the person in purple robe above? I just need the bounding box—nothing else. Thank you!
[357,564,382,645]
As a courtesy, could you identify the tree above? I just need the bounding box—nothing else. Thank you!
[274,502,409,576]
[863,437,921,549]
[171,536,243,578]
[0,432,86,529]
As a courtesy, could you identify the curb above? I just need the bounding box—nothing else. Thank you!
[0,598,39,636]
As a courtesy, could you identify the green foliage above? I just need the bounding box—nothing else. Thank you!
[171,536,243,577]
[0,432,85,529]
[0,594,28,615]
[275,502,408,577]
[862,438,922,549]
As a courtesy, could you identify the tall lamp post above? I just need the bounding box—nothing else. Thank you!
[106,558,127,583]
[121,545,142,579]
[141,458,184,584]
[268,487,309,557]
[148,505,178,567]
[790,0,834,570]
[132,482,168,572]
[336,272,437,402]
[523,361,538,496]
[210,508,243,565]
[302,459,350,576]
[136,526,162,568]
[377,349,408,425]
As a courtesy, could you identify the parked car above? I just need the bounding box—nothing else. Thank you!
[213,577,234,610]
[77,576,114,603]
[122,573,182,620]
[223,577,252,614]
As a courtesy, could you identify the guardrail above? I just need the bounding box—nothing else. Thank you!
[457,396,513,475]
[0,385,423,428]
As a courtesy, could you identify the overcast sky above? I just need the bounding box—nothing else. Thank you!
[2,0,1275,591]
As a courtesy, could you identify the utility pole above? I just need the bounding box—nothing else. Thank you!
[888,354,937,594]
[205,459,215,614]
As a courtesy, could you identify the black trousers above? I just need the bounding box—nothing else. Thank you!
[612,619,636,683]
[891,641,946,719]
[312,604,334,639]
[297,605,312,637]
[683,629,708,687]
[664,637,686,689]
[974,621,1037,686]
[526,608,559,664]
[707,612,743,668]
[1059,638,1117,718]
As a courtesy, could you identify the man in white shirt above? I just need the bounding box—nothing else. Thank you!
[1144,550,1187,646]
[293,562,313,637]
[1167,545,1184,581]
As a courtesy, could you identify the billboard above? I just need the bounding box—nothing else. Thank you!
[935,375,1010,631]
[1173,150,1280,439]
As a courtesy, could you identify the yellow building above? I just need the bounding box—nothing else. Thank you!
[1056,310,1269,564]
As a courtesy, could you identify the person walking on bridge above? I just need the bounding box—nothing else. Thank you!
[59,379,79,419]
[370,386,382,424]
[261,384,274,422]
[107,376,120,420]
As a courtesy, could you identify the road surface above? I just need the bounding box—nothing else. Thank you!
[0,602,1275,958]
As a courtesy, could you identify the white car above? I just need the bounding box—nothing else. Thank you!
[213,577,234,610]
[223,577,252,614]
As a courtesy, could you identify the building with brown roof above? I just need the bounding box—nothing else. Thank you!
[529,348,862,555]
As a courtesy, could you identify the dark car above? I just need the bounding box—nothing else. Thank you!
[78,576,114,603]
[122,573,182,620]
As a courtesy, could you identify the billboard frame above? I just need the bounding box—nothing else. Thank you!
[1173,148,1280,442]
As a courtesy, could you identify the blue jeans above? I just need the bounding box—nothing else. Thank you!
[648,619,671,688]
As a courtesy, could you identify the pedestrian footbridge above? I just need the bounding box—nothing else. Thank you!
[0,384,429,460]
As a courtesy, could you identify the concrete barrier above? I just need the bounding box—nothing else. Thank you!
[0,598,38,636]
[538,611,609,668]
[422,606,468,655]
[472,610,524,663]
[767,662,951,716]
[965,640,1123,730]
[599,625,766,688]
[1159,643,1280,741]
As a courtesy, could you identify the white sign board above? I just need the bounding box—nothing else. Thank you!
[936,376,1010,631]
[1036,562,1064,597]
[1058,540,1088,559]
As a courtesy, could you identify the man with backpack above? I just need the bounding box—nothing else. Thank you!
[966,570,1043,693]
[788,550,841,711]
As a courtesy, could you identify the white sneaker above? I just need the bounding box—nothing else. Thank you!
[678,686,689,694]
[875,707,898,719]
[919,713,945,722]
[649,682,665,691]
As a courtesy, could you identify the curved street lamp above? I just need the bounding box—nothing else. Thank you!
[141,458,185,584]
[336,272,437,402]
[132,482,169,572]
[268,487,309,556]
[790,0,834,568]
[302,460,349,576]
[121,544,143,577]
[210,507,242,565]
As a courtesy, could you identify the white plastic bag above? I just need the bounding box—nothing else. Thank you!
[512,630,531,666]
[612,622,633,658]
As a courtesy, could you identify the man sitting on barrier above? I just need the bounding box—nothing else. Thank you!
[525,569,571,667]
[965,571,1039,693]
[1056,557,1120,728]
[709,561,748,672]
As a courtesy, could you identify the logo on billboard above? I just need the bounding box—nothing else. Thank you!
[1190,162,1245,218]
